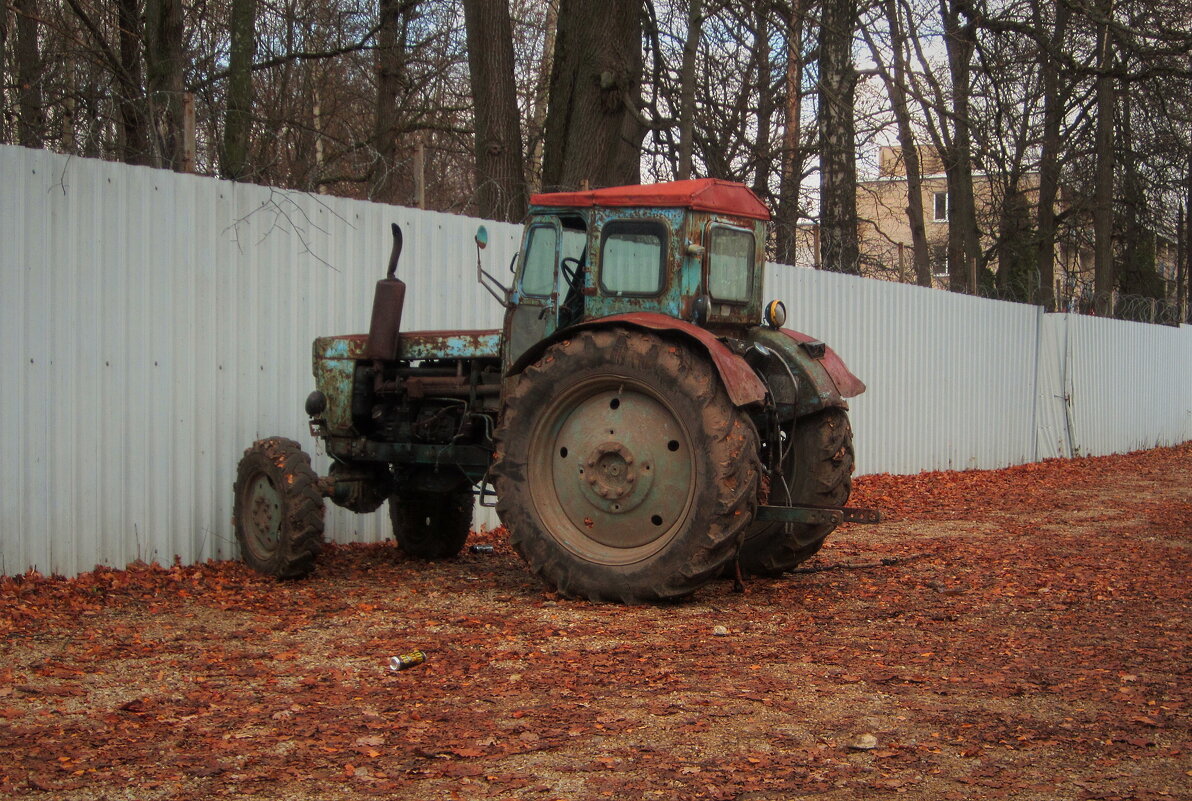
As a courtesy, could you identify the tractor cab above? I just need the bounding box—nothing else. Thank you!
[502,179,772,371]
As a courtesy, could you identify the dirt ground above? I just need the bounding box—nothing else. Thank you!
[2,444,1189,801]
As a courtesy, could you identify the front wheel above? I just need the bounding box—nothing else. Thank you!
[232,437,325,578]
[493,327,760,603]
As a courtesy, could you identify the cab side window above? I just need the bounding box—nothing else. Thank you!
[708,226,754,303]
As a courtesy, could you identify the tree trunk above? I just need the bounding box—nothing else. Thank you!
[13,0,45,148]
[881,0,930,286]
[774,0,805,266]
[751,4,772,198]
[676,0,702,181]
[116,0,152,165]
[1182,157,1192,323]
[528,0,558,192]
[996,185,1035,300]
[1033,0,1069,310]
[817,0,860,274]
[1117,83,1140,300]
[145,0,186,170]
[541,0,646,191]
[463,0,527,222]
[1092,0,1116,313]
[942,0,980,294]
[222,0,257,180]
[1175,199,1185,323]
[372,0,416,203]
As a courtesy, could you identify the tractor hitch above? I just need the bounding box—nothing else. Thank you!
[756,505,883,526]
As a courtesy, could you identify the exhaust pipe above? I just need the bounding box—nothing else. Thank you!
[365,223,407,361]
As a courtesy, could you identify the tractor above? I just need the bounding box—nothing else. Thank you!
[232,179,879,603]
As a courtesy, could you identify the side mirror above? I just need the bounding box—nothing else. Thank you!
[474,225,508,307]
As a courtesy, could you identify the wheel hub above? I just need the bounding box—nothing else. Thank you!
[576,439,655,516]
[246,475,281,552]
[533,382,693,558]
[585,442,638,500]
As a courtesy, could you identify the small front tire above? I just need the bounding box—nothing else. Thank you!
[232,437,325,578]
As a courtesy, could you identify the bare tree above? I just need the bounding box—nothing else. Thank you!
[1091,0,1116,311]
[1032,0,1071,311]
[222,0,257,179]
[861,0,932,286]
[774,0,810,266]
[523,0,558,191]
[940,0,980,293]
[146,0,187,170]
[463,0,527,221]
[818,0,861,274]
[13,0,44,147]
[541,0,646,190]
[675,0,702,181]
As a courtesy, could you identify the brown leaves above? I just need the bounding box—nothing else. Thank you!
[0,444,1189,799]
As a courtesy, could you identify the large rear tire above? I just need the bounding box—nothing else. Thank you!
[738,407,854,576]
[493,327,760,603]
[232,437,325,578]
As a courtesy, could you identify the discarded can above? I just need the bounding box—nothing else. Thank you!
[388,650,426,672]
[469,544,494,554]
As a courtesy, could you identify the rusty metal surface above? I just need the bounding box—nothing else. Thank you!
[404,375,500,397]
[778,328,867,398]
[398,330,501,360]
[511,312,767,408]
[323,437,493,476]
[529,179,771,221]
[755,506,843,526]
[747,327,847,416]
[365,278,406,360]
[754,505,882,525]
[312,335,368,433]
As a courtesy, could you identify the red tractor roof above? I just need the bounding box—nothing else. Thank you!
[530,178,771,221]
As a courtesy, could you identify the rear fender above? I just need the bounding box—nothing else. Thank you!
[746,327,865,417]
[506,312,767,408]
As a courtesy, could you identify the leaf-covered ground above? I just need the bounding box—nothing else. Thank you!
[2,444,1189,800]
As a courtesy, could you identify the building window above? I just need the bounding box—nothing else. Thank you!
[933,191,949,222]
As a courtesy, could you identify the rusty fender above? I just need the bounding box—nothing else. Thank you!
[507,312,766,408]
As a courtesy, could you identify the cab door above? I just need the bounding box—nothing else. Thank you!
[503,219,561,371]
[502,215,591,371]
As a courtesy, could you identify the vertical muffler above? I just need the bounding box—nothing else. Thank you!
[365,223,407,361]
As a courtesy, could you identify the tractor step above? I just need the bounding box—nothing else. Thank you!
[756,505,883,525]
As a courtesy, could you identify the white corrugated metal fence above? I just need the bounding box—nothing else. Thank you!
[2,146,1190,576]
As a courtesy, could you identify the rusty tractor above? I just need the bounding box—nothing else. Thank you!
[232,179,880,602]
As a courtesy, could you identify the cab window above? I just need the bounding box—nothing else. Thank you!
[708,226,754,302]
[600,220,665,295]
[561,224,587,264]
[521,225,557,297]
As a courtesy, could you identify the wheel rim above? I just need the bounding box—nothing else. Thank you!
[243,472,282,560]
[527,375,697,565]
